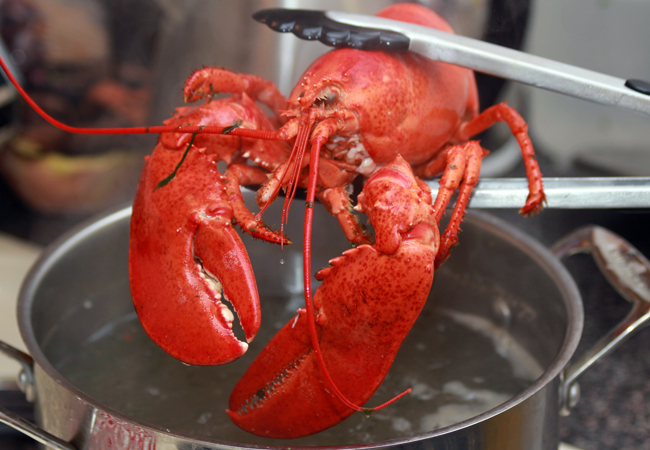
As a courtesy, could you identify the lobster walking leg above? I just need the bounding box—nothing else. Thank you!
[228,156,438,438]
[224,164,290,244]
[184,67,288,122]
[317,186,371,246]
[431,141,486,268]
[454,102,545,215]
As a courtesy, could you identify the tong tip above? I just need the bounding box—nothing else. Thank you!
[252,8,410,51]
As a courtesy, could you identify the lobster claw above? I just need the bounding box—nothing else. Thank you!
[129,141,261,366]
[227,155,439,438]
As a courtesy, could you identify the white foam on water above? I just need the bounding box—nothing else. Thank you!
[443,310,544,381]
[420,381,512,431]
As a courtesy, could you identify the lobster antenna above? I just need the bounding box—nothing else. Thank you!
[280,114,314,232]
[253,113,312,240]
[255,131,301,220]
[0,56,283,138]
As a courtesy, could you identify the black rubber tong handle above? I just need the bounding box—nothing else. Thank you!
[252,8,410,51]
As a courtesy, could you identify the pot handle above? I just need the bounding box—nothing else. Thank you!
[551,225,650,416]
[0,340,77,450]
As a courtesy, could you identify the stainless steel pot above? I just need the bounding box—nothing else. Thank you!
[1,195,649,450]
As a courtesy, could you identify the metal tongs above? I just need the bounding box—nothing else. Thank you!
[253,9,650,209]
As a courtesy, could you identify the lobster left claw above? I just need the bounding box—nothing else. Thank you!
[228,156,439,437]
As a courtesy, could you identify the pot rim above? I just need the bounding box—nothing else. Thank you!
[16,205,584,449]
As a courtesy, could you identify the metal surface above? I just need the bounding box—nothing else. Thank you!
[1,198,648,449]
[0,343,33,401]
[427,177,650,209]
[0,201,586,450]
[0,398,74,450]
[552,226,650,416]
[325,11,650,117]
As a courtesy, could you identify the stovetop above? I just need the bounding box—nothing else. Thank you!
[0,388,37,450]
[0,153,648,450]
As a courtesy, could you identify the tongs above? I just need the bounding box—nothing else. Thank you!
[253,9,650,209]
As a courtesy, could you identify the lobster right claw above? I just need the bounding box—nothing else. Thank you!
[227,155,439,438]
[129,138,261,366]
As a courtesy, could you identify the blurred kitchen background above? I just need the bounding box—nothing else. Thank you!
[0,1,648,449]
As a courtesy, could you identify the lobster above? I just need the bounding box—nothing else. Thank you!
[0,2,546,440]
[177,4,544,438]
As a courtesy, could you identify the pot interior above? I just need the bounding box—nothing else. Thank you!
[19,196,579,447]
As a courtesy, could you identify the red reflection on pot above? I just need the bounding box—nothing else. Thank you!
[91,410,156,449]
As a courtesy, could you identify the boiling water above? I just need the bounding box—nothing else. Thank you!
[52,294,544,447]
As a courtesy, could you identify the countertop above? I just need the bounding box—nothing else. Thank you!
[0,152,648,450]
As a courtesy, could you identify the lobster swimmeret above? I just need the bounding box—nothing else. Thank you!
[0,3,545,439]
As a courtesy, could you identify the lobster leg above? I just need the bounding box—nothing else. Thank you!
[415,141,486,267]
[317,187,372,246]
[255,157,306,207]
[454,101,545,216]
[228,156,438,438]
[224,164,290,245]
[184,67,288,122]
[431,141,485,268]
[255,160,370,245]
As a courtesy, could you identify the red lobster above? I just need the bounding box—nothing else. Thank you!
[189,4,544,438]
[0,2,545,439]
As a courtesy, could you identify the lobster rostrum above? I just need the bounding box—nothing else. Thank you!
[0,2,546,440]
